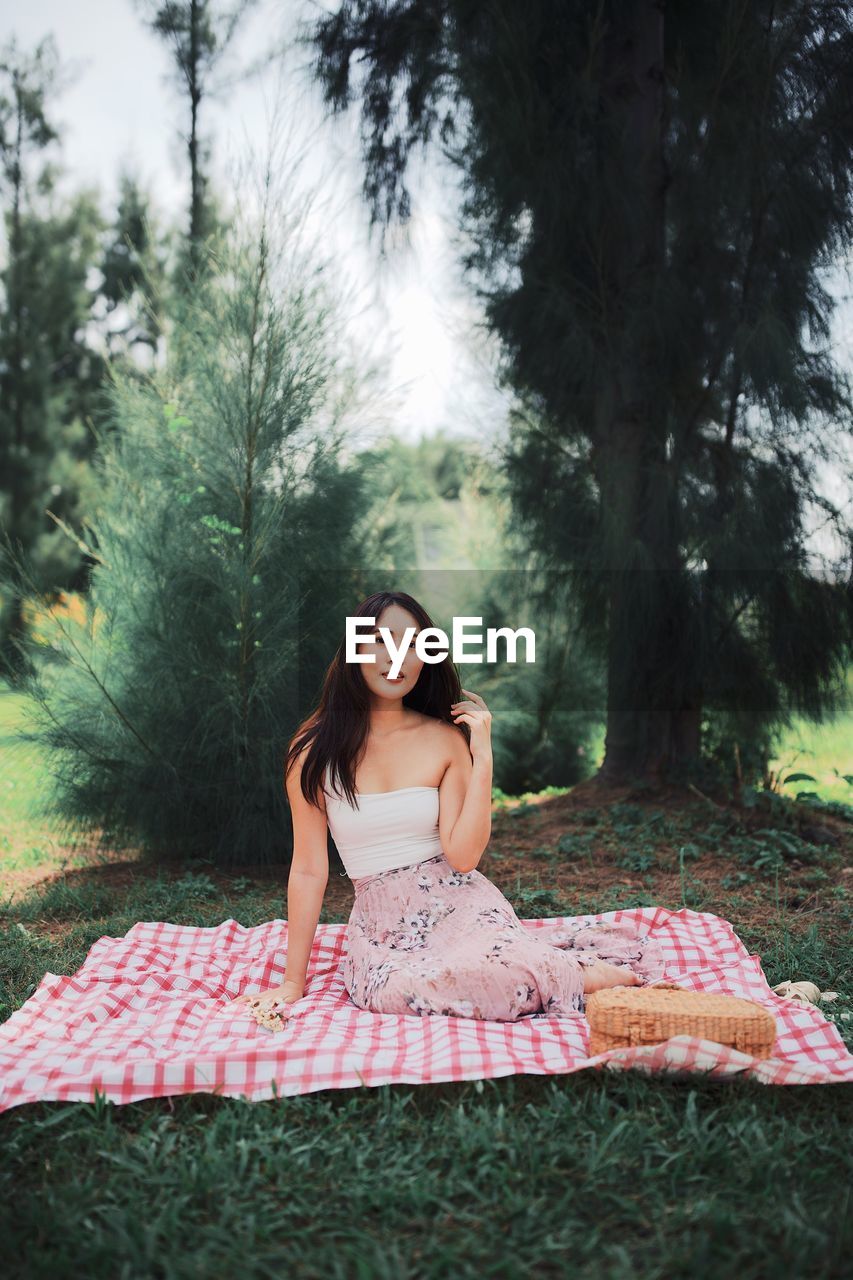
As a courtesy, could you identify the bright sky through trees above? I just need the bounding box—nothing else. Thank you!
[4,0,512,447]
[3,0,852,565]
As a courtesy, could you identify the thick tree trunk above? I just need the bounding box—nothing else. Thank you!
[641,571,704,782]
[591,1,701,785]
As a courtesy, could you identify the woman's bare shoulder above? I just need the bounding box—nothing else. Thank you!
[422,714,467,761]
[413,711,458,739]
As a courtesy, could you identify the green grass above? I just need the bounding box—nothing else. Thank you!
[585,679,853,808]
[768,709,853,806]
[1,680,851,1278]
[0,685,52,825]
[1,1073,850,1280]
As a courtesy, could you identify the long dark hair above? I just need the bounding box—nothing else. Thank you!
[285,590,468,810]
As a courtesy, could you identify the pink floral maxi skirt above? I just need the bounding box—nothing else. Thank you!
[342,852,667,1021]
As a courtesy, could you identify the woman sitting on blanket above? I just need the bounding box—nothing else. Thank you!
[233,591,664,1025]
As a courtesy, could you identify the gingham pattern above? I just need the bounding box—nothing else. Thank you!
[1,905,850,1112]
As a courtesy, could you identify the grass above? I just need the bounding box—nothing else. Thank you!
[0,685,51,824]
[585,678,853,809]
[766,687,853,807]
[2,1073,850,1279]
[1,680,852,1279]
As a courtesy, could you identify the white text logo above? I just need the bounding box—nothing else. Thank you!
[346,616,535,678]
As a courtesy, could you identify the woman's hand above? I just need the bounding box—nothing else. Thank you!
[450,687,493,761]
[232,979,304,1018]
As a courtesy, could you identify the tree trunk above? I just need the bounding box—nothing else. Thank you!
[0,597,30,682]
[188,0,203,280]
[592,1,701,785]
[1,75,30,683]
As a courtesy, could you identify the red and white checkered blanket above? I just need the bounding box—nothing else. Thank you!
[1,905,851,1113]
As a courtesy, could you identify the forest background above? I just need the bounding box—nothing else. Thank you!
[1,5,852,1276]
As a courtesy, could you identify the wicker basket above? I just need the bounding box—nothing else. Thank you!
[585,982,777,1059]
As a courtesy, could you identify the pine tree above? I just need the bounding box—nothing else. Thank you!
[134,0,260,285]
[306,0,853,787]
[8,162,384,867]
[0,35,108,678]
[98,170,168,368]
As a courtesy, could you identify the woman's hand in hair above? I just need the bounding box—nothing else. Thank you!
[450,688,493,762]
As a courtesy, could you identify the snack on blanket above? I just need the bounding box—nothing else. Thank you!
[585,982,777,1059]
[251,1000,297,1032]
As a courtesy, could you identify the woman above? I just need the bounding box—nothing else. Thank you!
[234,590,664,1024]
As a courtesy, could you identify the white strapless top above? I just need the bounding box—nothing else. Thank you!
[322,765,445,879]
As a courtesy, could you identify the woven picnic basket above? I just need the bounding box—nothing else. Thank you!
[585,982,777,1059]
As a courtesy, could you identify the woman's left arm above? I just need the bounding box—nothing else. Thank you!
[439,688,493,874]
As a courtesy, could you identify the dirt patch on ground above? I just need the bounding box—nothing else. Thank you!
[4,779,851,950]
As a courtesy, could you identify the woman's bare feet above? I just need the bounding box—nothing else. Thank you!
[582,959,642,994]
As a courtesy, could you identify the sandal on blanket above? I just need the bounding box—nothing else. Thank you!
[770,980,838,1006]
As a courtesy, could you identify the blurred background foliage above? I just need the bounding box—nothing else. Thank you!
[1,3,852,867]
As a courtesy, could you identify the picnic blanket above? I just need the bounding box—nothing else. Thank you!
[1,905,851,1113]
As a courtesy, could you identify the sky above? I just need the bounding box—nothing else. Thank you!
[2,0,853,569]
[3,0,511,450]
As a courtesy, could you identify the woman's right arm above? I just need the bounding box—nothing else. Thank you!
[282,749,329,994]
[232,749,329,1014]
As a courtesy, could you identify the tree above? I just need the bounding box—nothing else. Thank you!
[134,0,260,285]
[304,0,853,787]
[0,35,107,679]
[97,169,168,368]
[8,155,386,867]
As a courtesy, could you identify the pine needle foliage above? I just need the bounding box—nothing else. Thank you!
[307,0,853,784]
[6,183,375,868]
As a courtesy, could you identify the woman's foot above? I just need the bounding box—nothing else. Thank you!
[582,959,642,994]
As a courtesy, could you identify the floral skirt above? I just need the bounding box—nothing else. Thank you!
[342,852,667,1021]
